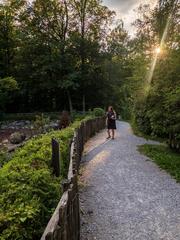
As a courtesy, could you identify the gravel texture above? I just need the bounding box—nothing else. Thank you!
[79,121,180,240]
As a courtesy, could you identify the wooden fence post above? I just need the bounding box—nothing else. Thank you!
[52,138,60,177]
[41,117,106,240]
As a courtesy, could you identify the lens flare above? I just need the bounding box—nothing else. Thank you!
[155,47,161,54]
[145,11,173,89]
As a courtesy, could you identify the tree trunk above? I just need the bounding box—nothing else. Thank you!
[80,0,87,114]
[82,94,85,114]
[67,90,73,114]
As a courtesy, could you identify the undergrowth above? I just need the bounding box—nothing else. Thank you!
[0,115,93,240]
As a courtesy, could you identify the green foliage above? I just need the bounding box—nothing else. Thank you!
[0,112,61,121]
[0,0,178,147]
[0,77,18,110]
[0,0,115,113]
[0,146,9,168]
[139,144,180,182]
[132,46,180,149]
[93,108,105,117]
[0,77,18,91]
[71,111,86,121]
[119,1,180,151]
[0,117,91,239]
[33,113,50,133]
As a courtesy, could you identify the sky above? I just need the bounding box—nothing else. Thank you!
[102,0,158,36]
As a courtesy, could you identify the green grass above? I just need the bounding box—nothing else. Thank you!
[139,144,180,182]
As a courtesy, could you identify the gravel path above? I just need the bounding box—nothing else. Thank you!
[79,121,180,240]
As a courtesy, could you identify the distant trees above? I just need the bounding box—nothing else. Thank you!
[0,0,115,113]
[0,76,18,110]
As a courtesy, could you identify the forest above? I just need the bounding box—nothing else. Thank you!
[0,0,179,145]
[0,1,179,239]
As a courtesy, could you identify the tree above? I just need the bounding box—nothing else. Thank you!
[0,0,26,78]
[0,76,18,110]
[119,0,180,150]
[71,0,114,112]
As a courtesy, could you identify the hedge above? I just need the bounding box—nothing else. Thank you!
[0,116,92,240]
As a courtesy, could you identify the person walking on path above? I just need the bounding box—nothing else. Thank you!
[106,106,117,139]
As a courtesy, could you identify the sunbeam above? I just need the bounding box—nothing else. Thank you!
[146,13,172,86]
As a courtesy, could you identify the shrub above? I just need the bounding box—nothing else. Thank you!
[0,146,9,168]
[33,113,50,133]
[59,111,71,129]
[93,107,105,117]
[0,117,92,240]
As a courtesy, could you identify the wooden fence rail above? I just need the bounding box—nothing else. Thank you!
[41,117,106,240]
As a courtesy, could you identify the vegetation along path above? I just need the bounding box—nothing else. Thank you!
[79,121,180,240]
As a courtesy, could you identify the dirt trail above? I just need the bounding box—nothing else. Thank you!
[79,121,180,240]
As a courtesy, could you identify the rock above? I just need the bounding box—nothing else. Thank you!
[25,120,31,125]
[49,122,59,130]
[10,132,26,144]
[87,210,93,215]
[2,139,9,144]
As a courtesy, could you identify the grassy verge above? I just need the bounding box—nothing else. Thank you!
[138,144,180,182]
[0,115,93,240]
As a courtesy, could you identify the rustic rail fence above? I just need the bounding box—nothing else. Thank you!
[41,117,106,240]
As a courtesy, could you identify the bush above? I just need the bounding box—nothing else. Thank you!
[33,113,50,133]
[59,111,70,129]
[133,99,152,136]
[0,146,9,168]
[93,108,105,117]
[70,111,88,121]
[0,116,92,240]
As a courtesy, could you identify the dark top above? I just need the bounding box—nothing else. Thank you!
[107,111,116,129]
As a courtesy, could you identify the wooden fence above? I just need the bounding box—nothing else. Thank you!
[41,117,106,240]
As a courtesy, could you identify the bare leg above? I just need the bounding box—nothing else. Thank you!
[107,129,111,138]
[112,129,115,139]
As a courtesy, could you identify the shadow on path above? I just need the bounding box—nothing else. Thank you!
[79,121,180,240]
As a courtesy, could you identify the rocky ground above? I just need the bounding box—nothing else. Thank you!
[79,121,180,240]
[0,120,59,151]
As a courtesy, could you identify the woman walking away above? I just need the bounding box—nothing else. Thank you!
[106,106,117,139]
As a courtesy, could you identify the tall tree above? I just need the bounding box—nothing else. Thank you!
[71,0,114,112]
[0,0,26,77]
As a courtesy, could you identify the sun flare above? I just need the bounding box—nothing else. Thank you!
[155,47,161,54]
